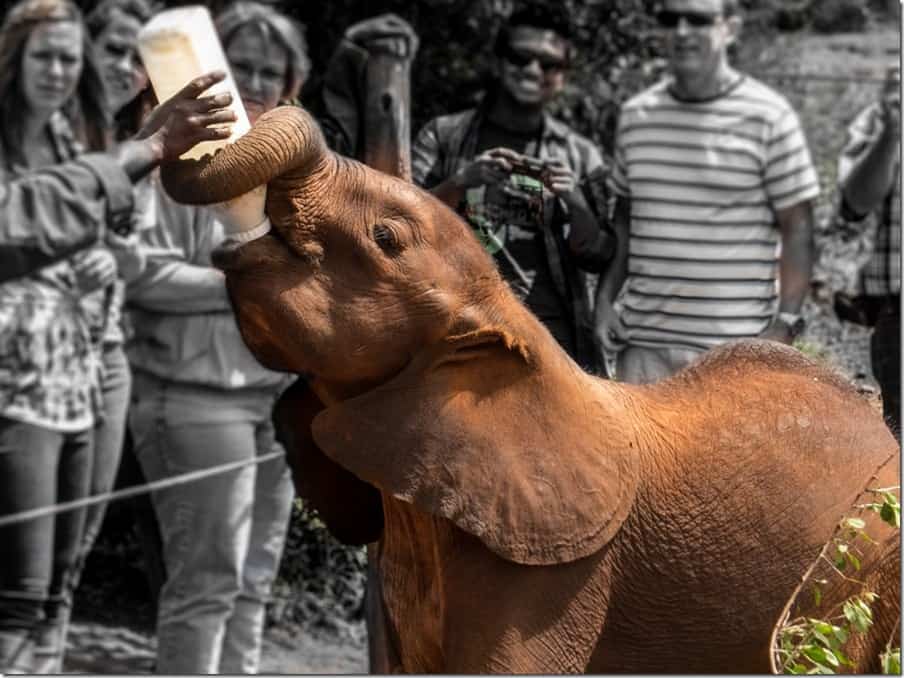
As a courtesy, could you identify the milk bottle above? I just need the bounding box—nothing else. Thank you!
[137,5,250,160]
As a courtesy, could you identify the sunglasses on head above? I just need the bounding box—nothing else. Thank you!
[501,45,567,73]
[655,9,723,28]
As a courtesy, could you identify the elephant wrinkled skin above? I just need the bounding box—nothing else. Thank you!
[161,106,900,674]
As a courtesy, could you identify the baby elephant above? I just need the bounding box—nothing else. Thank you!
[161,106,899,674]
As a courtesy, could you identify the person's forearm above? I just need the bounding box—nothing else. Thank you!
[429,177,466,209]
[112,138,164,184]
[128,261,232,313]
[596,198,630,305]
[565,194,613,270]
[777,203,814,313]
[842,124,899,216]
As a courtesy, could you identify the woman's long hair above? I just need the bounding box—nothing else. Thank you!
[86,0,159,140]
[215,1,310,102]
[0,0,110,168]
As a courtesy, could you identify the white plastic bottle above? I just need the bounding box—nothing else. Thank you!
[137,5,250,160]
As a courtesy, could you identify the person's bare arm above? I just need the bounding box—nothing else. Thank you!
[596,196,629,306]
[544,159,613,267]
[841,110,900,216]
[759,200,814,343]
[593,196,630,352]
[119,71,236,181]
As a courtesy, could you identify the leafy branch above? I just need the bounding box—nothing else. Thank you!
[774,486,900,674]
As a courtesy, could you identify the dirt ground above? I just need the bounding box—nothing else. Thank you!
[63,622,368,674]
[61,20,899,676]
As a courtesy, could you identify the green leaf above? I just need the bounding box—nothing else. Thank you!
[805,620,845,652]
[844,517,866,530]
[877,491,901,528]
[843,598,874,633]
[832,647,853,668]
[823,648,840,668]
[830,626,849,646]
[810,620,833,636]
[803,645,839,669]
[880,501,900,528]
[845,551,861,571]
[807,661,836,675]
[789,663,808,674]
[881,648,900,675]
[811,629,833,650]
[812,585,822,607]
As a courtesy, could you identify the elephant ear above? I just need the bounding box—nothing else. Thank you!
[273,378,383,545]
[311,329,638,565]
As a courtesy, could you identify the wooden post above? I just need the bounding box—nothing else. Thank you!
[362,37,412,182]
[361,33,412,674]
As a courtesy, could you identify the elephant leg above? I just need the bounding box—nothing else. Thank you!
[272,379,384,545]
[273,381,393,668]
[847,531,901,673]
[439,529,612,673]
[365,541,401,673]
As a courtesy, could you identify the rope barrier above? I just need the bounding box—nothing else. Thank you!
[0,450,285,528]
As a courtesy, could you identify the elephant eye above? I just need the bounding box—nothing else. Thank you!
[372,223,400,254]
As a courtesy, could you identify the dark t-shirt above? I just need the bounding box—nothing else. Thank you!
[470,120,570,346]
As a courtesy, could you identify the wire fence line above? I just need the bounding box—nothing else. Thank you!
[751,72,893,84]
[0,450,285,528]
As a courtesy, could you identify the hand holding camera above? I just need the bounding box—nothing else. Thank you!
[454,148,580,202]
[506,154,549,183]
[453,147,518,189]
[497,151,580,201]
[455,147,550,186]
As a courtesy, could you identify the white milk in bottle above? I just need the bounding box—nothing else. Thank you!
[137,5,250,160]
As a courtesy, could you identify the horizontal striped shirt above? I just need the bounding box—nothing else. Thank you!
[611,76,819,350]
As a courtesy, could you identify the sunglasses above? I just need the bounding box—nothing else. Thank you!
[655,10,724,28]
[501,45,568,73]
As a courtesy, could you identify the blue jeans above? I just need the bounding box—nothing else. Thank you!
[129,372,293,674]
[32,344,133,672]
[74,343,132,584]
[0,417,92,673]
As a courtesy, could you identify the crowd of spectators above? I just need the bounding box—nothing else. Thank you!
[0,0,897,674]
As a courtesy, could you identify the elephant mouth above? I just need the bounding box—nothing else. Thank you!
[211,229,292,273]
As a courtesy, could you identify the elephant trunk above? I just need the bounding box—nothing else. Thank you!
[160,105,328,205]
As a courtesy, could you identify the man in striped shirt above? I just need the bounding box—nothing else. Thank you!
[595,0,819,383]
[838,69,901,437]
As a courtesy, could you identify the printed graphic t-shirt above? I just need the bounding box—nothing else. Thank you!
[464,119,566,328]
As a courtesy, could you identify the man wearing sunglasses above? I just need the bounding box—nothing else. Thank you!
[595,0,819,383]
[412,3,613,374]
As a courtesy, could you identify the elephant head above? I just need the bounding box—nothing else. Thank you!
[160,105,638,564]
